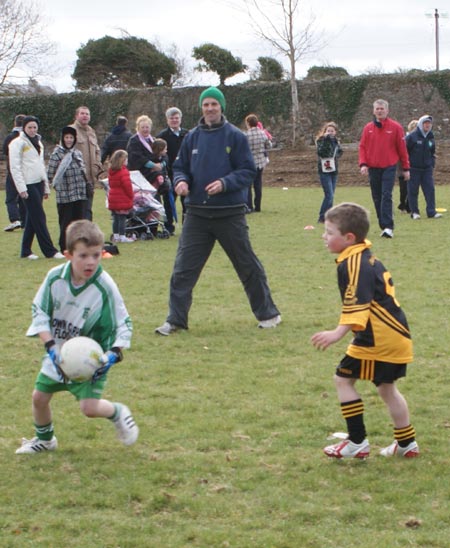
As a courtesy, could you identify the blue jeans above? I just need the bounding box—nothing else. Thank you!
[318,172,338,222]
[368,165,396,230]
[166,209,280,328]
[407,167,436,217]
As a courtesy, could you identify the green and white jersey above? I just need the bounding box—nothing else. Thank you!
[27,262,132,382]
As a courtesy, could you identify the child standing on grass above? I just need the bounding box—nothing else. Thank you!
[16,220,139,454]
[315,122,343,224]
[108,149,135,243]
[311,202,419,459]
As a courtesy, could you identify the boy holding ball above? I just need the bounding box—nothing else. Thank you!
[16,220,138,454]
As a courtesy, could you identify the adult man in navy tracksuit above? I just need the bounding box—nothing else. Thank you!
[155,87,281,335]
[406,115,441,220]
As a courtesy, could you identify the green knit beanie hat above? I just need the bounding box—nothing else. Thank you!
[198,87,226,111]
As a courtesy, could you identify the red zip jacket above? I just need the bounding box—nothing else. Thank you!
[108,166,134,211]
[359,117,410,170]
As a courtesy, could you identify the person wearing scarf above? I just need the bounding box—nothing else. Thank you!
[8,116,63,260]
[47,126,89,252]
[126,115,163,184]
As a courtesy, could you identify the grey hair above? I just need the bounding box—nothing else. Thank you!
[165,107,182,118]
[373,99,389,109]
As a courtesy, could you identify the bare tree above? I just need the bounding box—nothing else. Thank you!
[236,0,323,144]
[0,0,56,88]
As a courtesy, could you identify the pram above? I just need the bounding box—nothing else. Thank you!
[101,171,171,240]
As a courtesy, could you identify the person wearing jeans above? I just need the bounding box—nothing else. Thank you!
[315,121,343,223]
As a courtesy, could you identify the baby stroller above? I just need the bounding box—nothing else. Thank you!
[101,171,170,241]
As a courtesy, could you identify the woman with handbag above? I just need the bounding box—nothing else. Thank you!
[315,121,343,223]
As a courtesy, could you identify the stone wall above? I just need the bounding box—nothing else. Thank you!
[0,71,449,149]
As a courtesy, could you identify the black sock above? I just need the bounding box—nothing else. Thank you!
[340,399,366,444]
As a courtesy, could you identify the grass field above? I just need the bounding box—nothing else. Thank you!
[1,185,450,547]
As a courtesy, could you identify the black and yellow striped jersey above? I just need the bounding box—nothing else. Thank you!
[336,240,413,363]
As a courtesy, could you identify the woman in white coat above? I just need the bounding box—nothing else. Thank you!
[9,116,63,260]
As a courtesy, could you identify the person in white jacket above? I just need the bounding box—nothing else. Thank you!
[9,116,63,260]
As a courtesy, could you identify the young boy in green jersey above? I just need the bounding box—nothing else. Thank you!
[16,220,138,454]
[311,202,419,459]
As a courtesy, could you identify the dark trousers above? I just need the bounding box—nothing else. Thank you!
[162,190,175,232]
[112,212,127,235]
[57,200,87,252]
[368,165,396,230]
[407,167,436,217]
[84,193,94,221]
[398,176,410,213]
[21,182,58,258]
[166,210,280,328]
[5,172,26,223]
[247,168,263,212]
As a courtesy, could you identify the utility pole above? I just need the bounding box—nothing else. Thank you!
[435,8,440,71]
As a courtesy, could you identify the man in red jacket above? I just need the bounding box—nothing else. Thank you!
[359,99,410,238]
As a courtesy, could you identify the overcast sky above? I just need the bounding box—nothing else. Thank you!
[41,0,449,92]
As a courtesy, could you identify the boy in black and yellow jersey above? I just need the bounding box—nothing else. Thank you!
[311,202,419,459]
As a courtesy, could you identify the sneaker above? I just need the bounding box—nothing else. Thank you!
[52,252,65,259]
[15,436,58,454]
[411,213,421,220]
[24,254,39,260]
[323,438,370,459]
[258,315,282,329]
[118,235,135,243]
[113,404,139,446]
[155,321,179,336]
[430,213,442,219]
[381,228,393,238]
[4,220,21,232]
[380,440,419,458]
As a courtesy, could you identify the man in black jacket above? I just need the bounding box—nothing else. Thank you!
[157,107,189,232]
[101,116,132,164]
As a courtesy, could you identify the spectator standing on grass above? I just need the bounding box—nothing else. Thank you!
[155,87,281,336]
[101,116,133,164]
[311,202,419,459]
[69,106,105,221]
[3,114,26,232]
[47,126,88,253]
[244,114,272,213]
[397,120,417,215]
[315,121,343,223]
[157,107,189,229]
[9,116,64,260]
[359,99,410,238]
[126,115,161,183]
[406,115,442,221]
[108,150,135,244]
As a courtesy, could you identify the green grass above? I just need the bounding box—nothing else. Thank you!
[1,185,450,547]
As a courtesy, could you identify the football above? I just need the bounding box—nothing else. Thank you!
[60,337,103,382]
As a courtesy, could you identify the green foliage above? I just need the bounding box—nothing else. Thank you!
[192,43,247,85]
[306,65,350,80]
[256,56,284,82]
[72,36,176,90]
[424,70,450,106]
[318,76,368,128]
[2,186,450,546]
